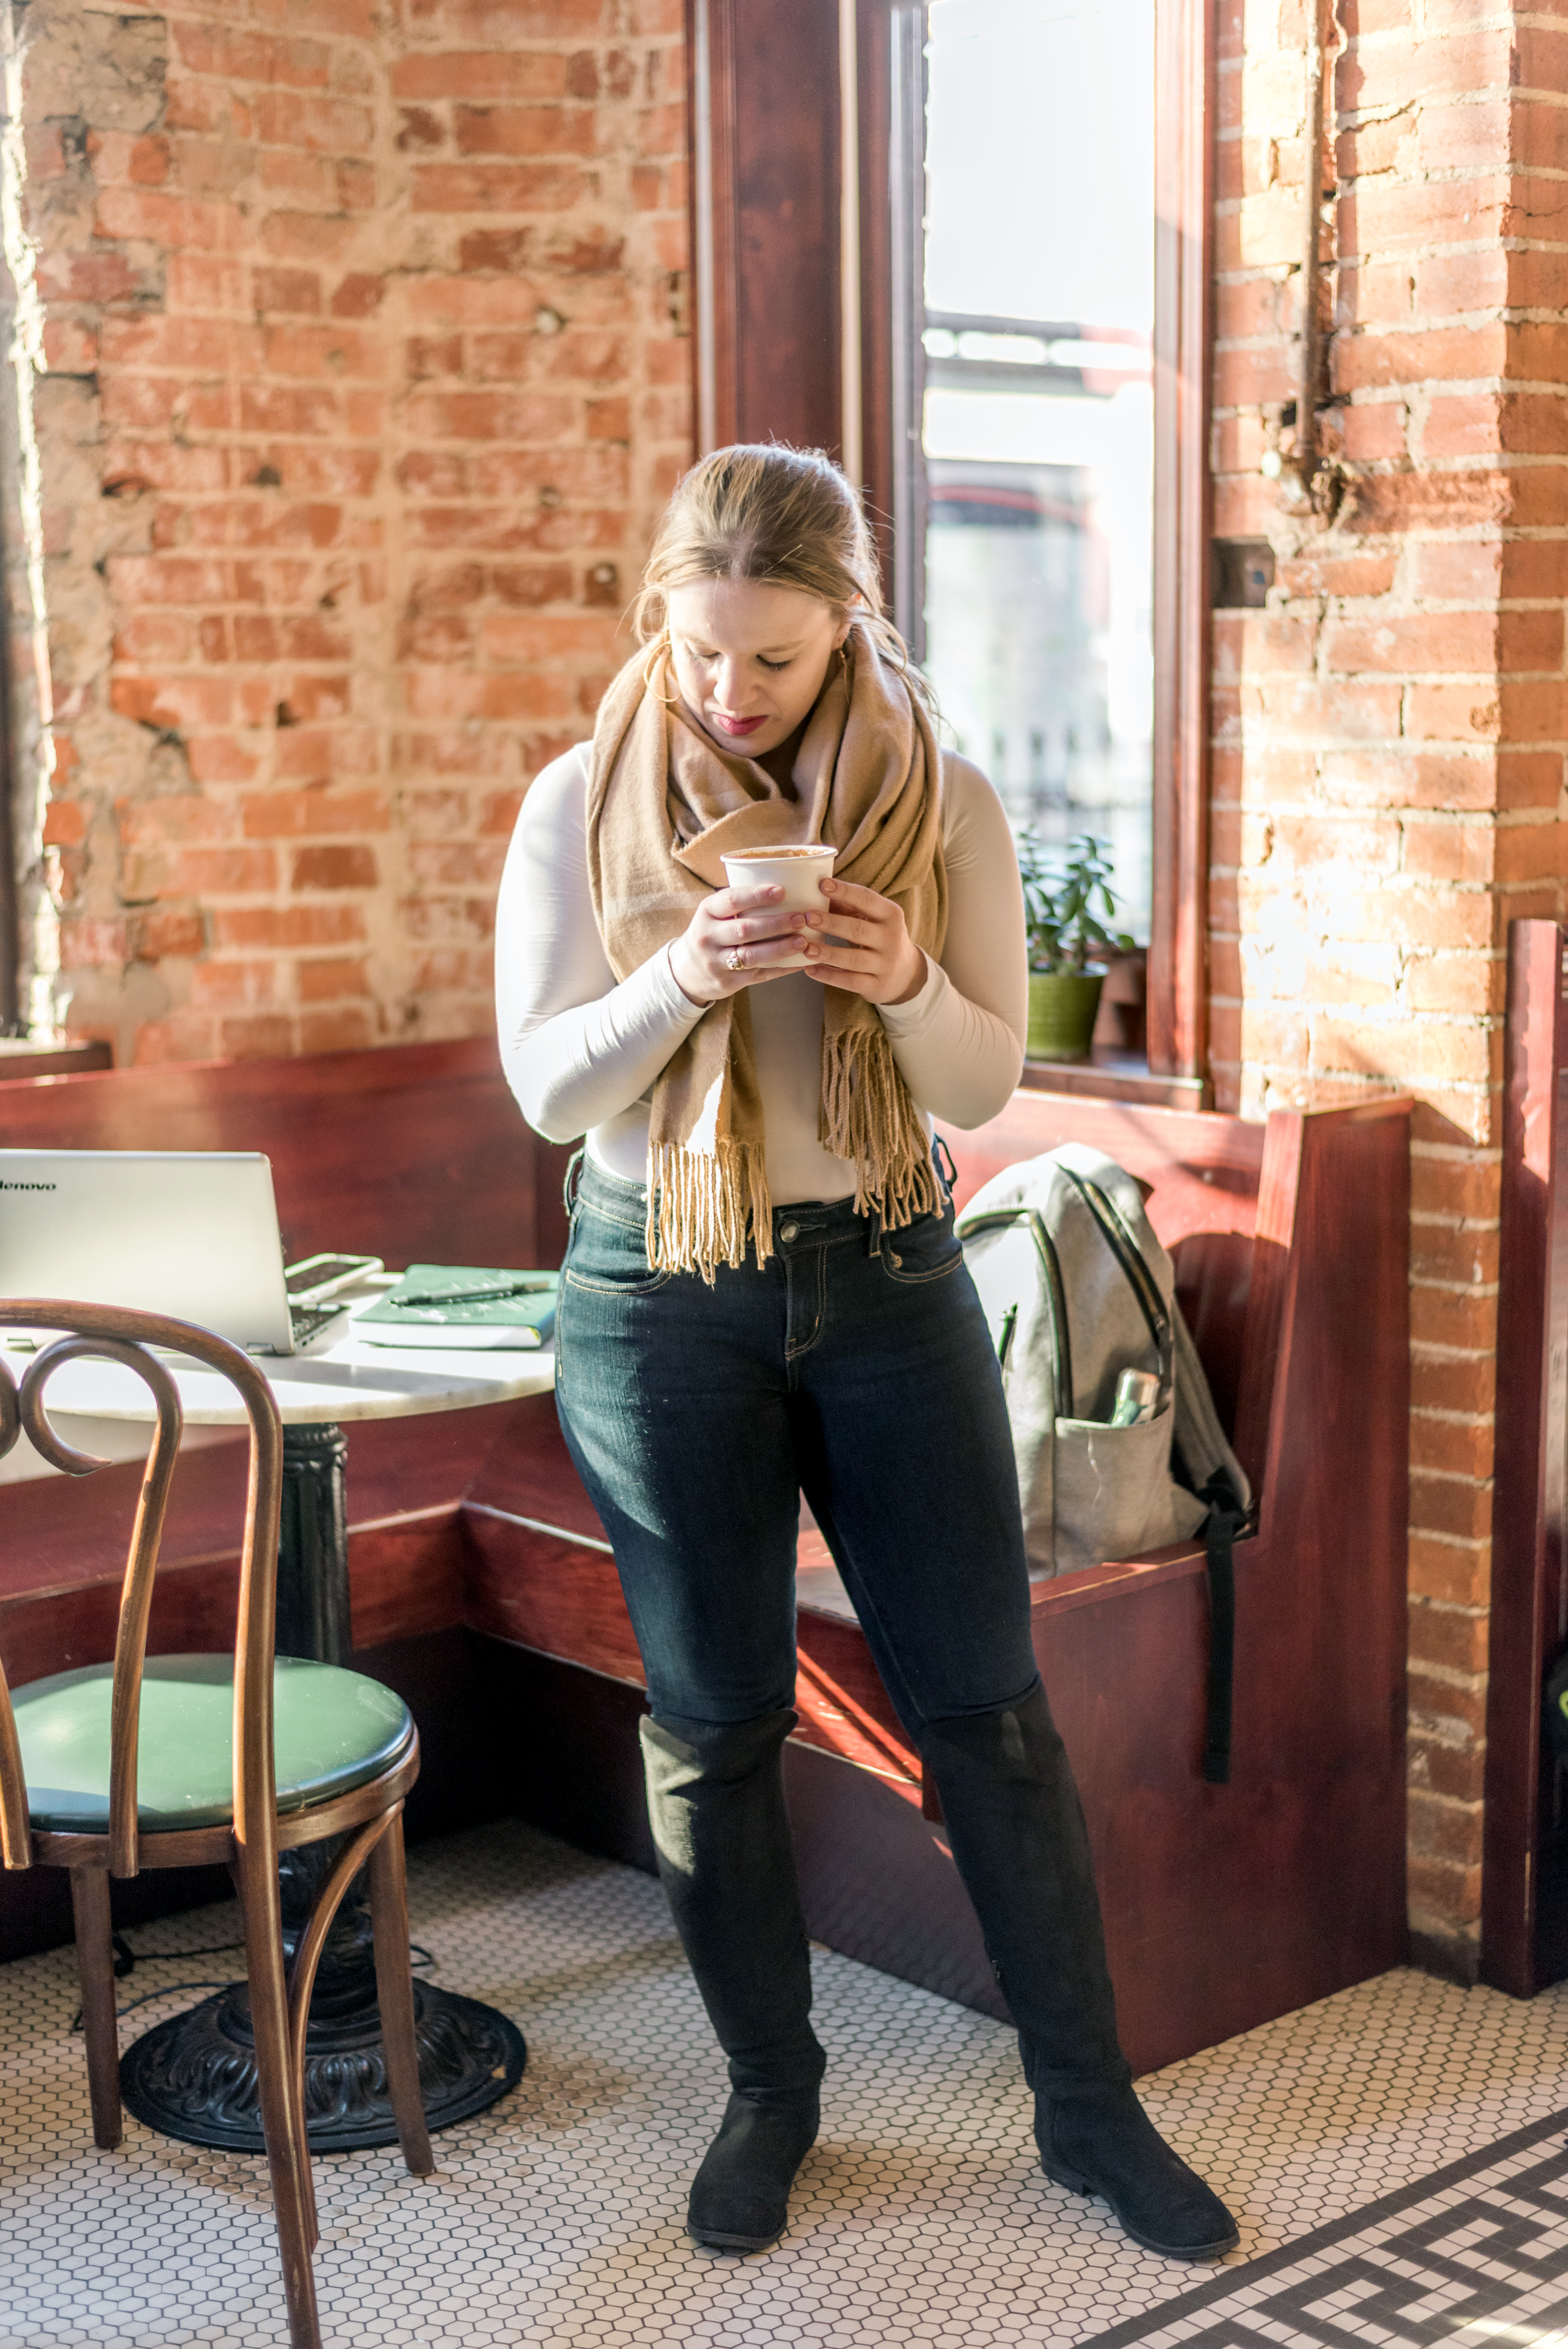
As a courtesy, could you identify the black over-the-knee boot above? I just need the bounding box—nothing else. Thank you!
[640,1707,825,2252]
[919,1681,1238,2258]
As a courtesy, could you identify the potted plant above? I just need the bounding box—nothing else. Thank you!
[1015,831,1137,1064]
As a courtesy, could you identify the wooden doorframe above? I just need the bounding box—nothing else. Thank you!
[1148,0,1215,1084]
[685,0,1215,1088]
[1483,919,1568,1996]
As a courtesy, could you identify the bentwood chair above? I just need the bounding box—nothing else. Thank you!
[0,1302,434,2349]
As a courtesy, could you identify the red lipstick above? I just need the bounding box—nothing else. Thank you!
[712,711,767,738]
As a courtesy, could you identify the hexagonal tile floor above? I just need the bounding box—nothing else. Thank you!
[3,1819,1566,2347]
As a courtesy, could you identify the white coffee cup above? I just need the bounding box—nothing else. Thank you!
[720,845,835,969]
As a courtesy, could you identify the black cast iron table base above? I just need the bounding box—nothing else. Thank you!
[121,1977,526,2154]
[121,1420,527,2152]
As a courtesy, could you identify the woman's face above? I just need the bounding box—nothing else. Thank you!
[666,579,852,761]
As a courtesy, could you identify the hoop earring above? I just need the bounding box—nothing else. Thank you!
[642,633,682,709]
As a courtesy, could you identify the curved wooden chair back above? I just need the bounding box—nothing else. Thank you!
[0,1300,284,1879]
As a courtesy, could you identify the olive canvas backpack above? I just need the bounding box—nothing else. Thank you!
[957,1142,1251,1782]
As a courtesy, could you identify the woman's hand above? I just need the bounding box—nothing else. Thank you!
[668,883,820,1005]
[800,878,927,1006]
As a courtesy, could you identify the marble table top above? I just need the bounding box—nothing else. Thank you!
[2,1281,559,1430]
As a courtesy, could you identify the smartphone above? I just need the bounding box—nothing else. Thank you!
[283,1253,383,1306]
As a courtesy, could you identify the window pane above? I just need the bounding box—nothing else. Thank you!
[922,0,1154,939]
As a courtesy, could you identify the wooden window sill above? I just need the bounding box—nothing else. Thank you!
[0,1039,113,1080]
[1019,1048,1210,1111]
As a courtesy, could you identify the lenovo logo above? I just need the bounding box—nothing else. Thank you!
[0,1179,57,1190]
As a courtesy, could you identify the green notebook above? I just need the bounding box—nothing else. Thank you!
[354,1265,558,1351]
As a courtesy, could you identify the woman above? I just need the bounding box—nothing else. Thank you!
[497,446,1236,2262]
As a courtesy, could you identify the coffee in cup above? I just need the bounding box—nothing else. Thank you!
[720,845,835,971]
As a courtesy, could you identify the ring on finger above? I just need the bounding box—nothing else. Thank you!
[726,946,747,973]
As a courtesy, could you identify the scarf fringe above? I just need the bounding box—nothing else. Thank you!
[647,1139,775,1285]
[820,1022,942,1231]
[644,1027,940,1279]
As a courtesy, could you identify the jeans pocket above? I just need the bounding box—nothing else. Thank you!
[562,1199,672,1296]
[879,1203,964,1285]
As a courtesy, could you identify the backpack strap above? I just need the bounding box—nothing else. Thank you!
[1199,1468,1248,1785]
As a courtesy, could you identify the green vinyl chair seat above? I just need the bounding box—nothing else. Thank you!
[15,1655,414,1835]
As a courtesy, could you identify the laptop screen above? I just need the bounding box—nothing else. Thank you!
[0,1150,294,1354]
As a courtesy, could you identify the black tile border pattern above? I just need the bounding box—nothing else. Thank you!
[1077,2102,1568,2348]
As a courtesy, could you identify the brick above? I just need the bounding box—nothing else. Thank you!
[240,789,390,839]
[1411,1283,1500,1352]
[1409,1222,1500,1289]
[253,89,374,150]
[291,843,378,891]
[215,904,366,950]
[1318,750,1497,813]
[1342,469,1510,536]
[1498,755,1566,811]
[1408,1601,1490,1679]
[1408,1537,1492,1615]
[133,1014,221,1066]
[1405,954,1505,1015]
[189,958,282,1011]
[411,163,591,214]
[1411,1466,1494,1544]
[297,956,371,1002]
[1403,684,1501,743]
[1406,1786,1484,1865]
[300,1007,376,1053]
[1400,819,1496,886]
[1496,823,1568,884]
[129,847,280,898]
[402,389,577,442]
[1323,611,1497,675]
[1332,324,1506,394]
[1273,550,1397,600]
[453,105,598,158]
[390,53,568,100]
[1408,1733,1486,1806]
[219,1015,297,1059]
[171,26,332,87]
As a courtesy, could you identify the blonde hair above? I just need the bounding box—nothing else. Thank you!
[634,443,923,689]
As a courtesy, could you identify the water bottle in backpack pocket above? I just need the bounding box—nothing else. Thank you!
[956,1143,1249,1581]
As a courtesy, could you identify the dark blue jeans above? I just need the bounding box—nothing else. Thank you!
[554,1154,1128,2102]
[554,1156,1039,1734]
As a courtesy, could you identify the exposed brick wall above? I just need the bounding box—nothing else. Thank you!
[9,0,690,1065]
[1211,0,1567,1978]
[7,0,1558,1978]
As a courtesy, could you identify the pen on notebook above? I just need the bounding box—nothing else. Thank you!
[389,1278,555,1309]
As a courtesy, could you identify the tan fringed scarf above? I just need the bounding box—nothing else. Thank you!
[586,629,948,1279]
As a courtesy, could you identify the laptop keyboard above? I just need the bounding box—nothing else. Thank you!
[288,1302,343,1348]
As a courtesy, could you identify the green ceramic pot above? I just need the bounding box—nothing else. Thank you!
[1026,969,1106,1065]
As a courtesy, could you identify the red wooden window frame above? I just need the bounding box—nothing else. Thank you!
[684,0,1214,1095]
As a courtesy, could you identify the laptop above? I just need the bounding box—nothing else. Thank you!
[0,1150,330,1355]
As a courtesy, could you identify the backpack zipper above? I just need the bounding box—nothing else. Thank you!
[956,1207,1072,1418]
[1060,1170,1171,1368]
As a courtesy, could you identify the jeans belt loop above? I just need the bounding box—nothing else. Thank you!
[562,1146,586,1223]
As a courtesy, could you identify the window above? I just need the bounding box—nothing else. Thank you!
[687,0,1212,1088]
[907,0,1155,941]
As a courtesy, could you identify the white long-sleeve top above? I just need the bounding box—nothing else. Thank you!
[496,743,1028,1204]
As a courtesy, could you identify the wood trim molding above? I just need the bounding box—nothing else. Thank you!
[855,0,898,604]
[687,0,739,453]
[1149,0,1215,1083]
[1483,919,1568,1996]
[685,0,844,461]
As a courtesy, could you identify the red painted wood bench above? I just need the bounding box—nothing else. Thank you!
[0,1040,1411,2072]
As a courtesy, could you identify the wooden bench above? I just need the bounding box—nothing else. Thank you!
[0,1040,1412,2073]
